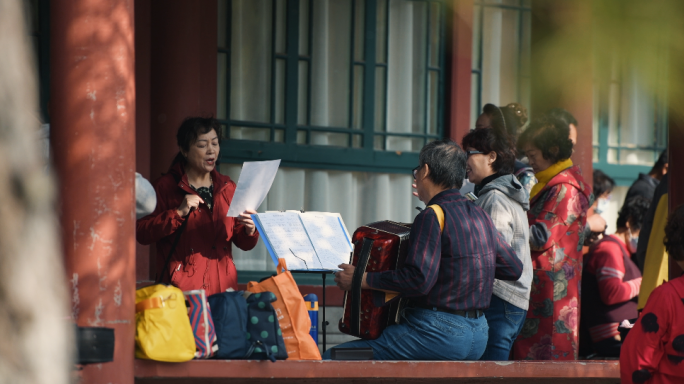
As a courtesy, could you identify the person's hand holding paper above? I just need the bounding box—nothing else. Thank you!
[226,160,281,217]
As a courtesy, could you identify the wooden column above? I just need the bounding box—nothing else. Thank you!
[530,0,594,184]
[446,0,474,144]
[50,0,137,382]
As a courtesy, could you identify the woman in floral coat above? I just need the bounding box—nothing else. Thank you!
[512,116,592,360]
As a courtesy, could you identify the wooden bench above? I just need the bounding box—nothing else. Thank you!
[135,359,620,383]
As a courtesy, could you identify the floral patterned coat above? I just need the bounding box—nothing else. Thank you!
[512,165,592,360]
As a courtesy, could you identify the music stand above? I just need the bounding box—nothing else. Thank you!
[290,269,336,352]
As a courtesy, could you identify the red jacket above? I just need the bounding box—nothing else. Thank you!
[136,162,259,295]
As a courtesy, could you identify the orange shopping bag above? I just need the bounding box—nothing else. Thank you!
[246,259,322,360]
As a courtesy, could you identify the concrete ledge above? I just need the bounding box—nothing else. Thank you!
[134,359,620,384]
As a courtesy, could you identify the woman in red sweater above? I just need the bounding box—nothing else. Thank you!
[620,204,684,384]
[580,196,650,357]
[137,117,259,295]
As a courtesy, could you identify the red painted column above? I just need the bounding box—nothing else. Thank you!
[446,0,474,143]
[147,0,217,279]
[149,0,218,182]
[530,0,593,184]
[50,0,136,383]
[135,0,152,282]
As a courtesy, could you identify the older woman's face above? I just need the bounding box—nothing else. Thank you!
[182,129,219,175]
[523,142,554,174]
[466,147,496,185]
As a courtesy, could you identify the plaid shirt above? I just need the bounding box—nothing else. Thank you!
[366,189,523,311]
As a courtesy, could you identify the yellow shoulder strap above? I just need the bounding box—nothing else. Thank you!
[427,204,445,232]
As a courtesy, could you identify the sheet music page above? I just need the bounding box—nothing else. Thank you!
[299,212,352,270]
[255,212,321,270]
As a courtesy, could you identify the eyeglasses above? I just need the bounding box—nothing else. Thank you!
[412,165,421,179]
[466,150,484,157]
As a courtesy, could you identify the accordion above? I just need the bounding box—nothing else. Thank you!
[338,220,412,340]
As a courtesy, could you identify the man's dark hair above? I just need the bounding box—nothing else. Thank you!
[419,139,466,189]
[546,108,578,127]
[652,148,668,172]
[616,196,651,231]
[462,126,516,175]
[593,169,616,198]
[664,204,684,261]
[517,116,573,163]
[173,116,222,165]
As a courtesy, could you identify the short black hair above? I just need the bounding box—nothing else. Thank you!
[418,139,466,189]
[518,115,574,163]
[616,196,651,231]
[546,108,578,127]
[664,204,684,261]
[173,116,222,165]
[462,126,516,175]
[593,169,616,198]
[652,148,668,172]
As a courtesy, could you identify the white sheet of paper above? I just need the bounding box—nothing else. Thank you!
[299,212,352,270]
[256,212,320,270]
[226,160,281,217]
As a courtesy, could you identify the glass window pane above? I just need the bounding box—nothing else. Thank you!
[276,59,286,124]
[375,66,386,131]
[482,6,521,106]
[471,72,481,129]
[276,0,287,54]
[218,0,228,48]
[311,0,351,128]
[353,66,364,129]
[607,148,618,164]
[297,130,308,144]
[299,0,310,56]
[386,136,424,152]
[274,129,285,143]
[231,0,272,123]
[217,52,228,119]
[427,71,439,135]
[230,126,271,141]
[298,61,309,125]
[354,0,365,62]
[310,131,350,147]
[620,149,659,166]
[593,147,599,163]
[374,135,385,150]
[387,1,427,135]
[428,2,441,68]
[352,134,363,148]
[502,0,522,6]
[376,0,388,64]
[471,5,482,70]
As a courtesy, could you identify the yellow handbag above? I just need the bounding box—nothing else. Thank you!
[135,284,195,362]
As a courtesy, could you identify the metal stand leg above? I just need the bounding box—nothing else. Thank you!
[322,272,327,352]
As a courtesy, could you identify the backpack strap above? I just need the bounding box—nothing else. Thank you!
[427,204,445,232]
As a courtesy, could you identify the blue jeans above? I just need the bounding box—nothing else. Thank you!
[479,295,527,360]
[323,307,488,360]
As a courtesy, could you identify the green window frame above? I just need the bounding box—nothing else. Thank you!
[217,0,447,174]
[471,0,531,127]
[591,52,668,186]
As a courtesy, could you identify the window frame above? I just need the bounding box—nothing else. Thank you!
[591,46,668,186]
[470,0,531,126]
[217,0,447,174]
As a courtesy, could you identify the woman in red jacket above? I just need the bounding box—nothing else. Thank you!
[512,115,592,360]
[137,117,259,295]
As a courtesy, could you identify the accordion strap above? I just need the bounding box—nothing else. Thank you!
[427,204,445,232]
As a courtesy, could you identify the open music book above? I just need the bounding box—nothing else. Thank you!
[251,211,353,271]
